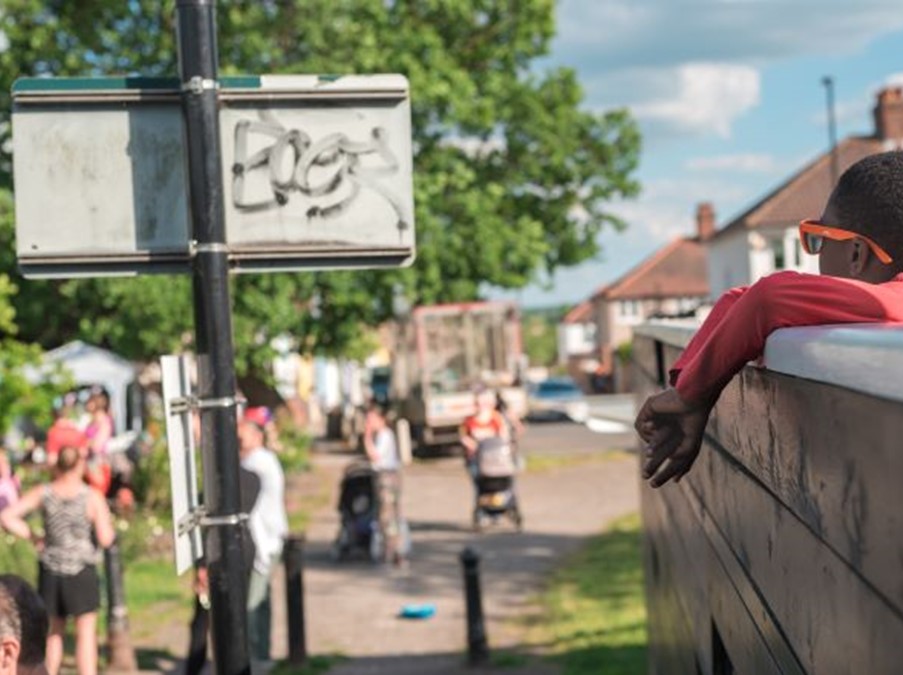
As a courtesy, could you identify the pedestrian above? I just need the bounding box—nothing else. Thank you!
[184,467,260,675]
[0,574,49,675]
[494,391,524,467]
[637,151,903,487]
[362,403,406,566]
[461,384,509,483]
[0,450,20,513]
[83,389,113,497]
[238,418,288,671]
[0,442,114,675]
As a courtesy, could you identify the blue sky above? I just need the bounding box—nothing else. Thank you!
[496,0,903,308]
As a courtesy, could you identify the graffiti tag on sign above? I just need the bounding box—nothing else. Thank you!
[231,111,408,237]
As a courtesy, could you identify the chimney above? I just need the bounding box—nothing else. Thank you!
[874,86,903,142]
[696,202,716,241]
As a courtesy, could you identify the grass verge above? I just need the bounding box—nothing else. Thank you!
[535,512,647,675]
[525,449,633,473]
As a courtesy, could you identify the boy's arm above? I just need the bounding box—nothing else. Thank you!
[668,285,748,385]
[674,271,903,403]
[640,271,903,487]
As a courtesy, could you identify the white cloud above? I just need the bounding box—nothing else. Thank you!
[630,63,760,137]
[685,152,778,172]
[552,1,903,140]
[555,1,903,68]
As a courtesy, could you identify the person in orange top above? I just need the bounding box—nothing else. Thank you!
[637,151,903,488]
[461,384,509,483]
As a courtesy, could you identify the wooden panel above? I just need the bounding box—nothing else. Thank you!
[687,439,903,675]
[709,369,903,613]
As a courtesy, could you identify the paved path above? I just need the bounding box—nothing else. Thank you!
[134,421,640,674]
[267,422,641,674]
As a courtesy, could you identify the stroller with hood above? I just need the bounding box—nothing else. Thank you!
[331,461,384,562]
[472,436,523,531]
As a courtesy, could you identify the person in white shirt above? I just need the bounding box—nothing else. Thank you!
[237,419,288,667]
[363,404,405,566]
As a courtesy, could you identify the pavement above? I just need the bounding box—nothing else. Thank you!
[270,420,641,674]
[135,415,642,675]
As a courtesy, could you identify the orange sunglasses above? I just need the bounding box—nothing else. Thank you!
[798,219,893,265]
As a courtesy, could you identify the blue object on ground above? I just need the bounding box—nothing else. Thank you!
[399,603,436,619]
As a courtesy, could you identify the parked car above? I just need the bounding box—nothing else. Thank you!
[527,377,589,423]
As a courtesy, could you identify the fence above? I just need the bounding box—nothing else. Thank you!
[634,322,903,675]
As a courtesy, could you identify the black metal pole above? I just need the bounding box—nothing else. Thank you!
[460,547,489,666]
[104,539,137,672]
[822,76,839,187]
[283,535,308,665]
[175,2,250,674]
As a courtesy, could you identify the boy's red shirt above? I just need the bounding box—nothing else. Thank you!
[671,270,903,404]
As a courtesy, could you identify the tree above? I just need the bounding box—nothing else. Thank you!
[0,1,640,376]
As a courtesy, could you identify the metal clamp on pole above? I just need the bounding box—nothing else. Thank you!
[169,395,243,415]
[182,75,219,94]
[199,512,249,528]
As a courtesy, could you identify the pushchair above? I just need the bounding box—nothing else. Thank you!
[331,461,384,562]
[472,437,523,532]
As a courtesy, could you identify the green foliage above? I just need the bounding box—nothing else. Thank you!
[0,1,640,372]
[0,534,38,584]
[615,341,633,365]
[538,513,647,675]
[131,436,173,514]
[523,313,559,367]
[0,196,69,437]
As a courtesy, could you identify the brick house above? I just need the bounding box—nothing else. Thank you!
[588,206,712,390]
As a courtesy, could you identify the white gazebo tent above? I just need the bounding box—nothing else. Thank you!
[39,341,141,433]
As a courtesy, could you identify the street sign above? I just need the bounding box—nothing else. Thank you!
[12,75,416,278]
[160,354,203,575]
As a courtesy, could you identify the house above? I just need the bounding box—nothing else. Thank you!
[556,300,598,388]
[589,206,712,390]
[708,86,903,297]
[557,300,596,365]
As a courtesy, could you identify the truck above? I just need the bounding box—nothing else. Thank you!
[392,301,527,453]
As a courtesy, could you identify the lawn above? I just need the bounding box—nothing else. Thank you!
[537,513,647,675]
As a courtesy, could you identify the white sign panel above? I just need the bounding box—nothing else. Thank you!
[161,354,203,575]
[12,75,415,277]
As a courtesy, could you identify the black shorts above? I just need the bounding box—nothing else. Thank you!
[39,564,100,619]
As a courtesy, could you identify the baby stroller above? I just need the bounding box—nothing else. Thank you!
[472,437,523,532]
[332,461,384,562]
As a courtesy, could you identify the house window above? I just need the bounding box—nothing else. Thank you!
[771,238,786,270]
[618,300,641,319]
[793,239,802,267]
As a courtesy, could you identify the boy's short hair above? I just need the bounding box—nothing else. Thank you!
[0,574,48,666]
[831,151,903,259]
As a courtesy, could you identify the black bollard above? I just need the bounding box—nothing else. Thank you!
[460,547,489,666]
[104,538,137,672]
[284,535,308,665]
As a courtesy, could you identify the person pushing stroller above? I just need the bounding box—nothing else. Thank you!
[461,384,522,531]
[362,403,407,567]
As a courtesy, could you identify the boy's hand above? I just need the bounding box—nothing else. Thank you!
[635,388,713,488]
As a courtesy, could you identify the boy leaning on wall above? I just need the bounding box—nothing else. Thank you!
[636,151,903,488]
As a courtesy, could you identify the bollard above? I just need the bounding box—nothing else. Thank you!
[460,547,489,666]
[284,534,308,665]
[104,538,137,672]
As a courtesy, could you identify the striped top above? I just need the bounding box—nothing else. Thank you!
[40,485,97,576]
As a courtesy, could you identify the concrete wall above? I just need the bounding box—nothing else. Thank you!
[634,322,903,675]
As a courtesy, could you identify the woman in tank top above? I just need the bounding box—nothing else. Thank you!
[0,442,114,675]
